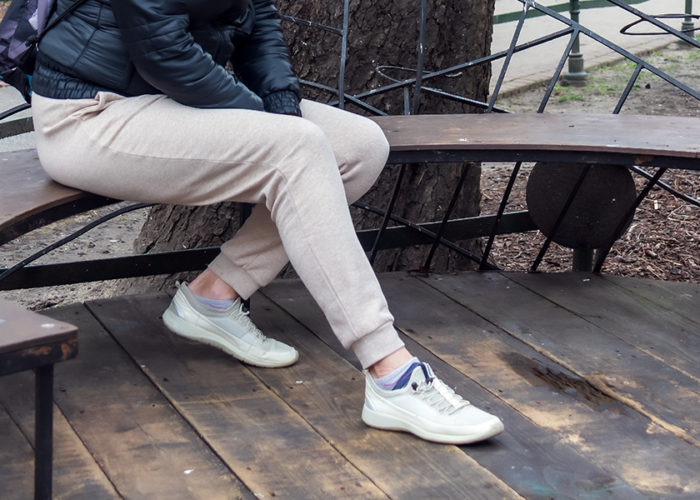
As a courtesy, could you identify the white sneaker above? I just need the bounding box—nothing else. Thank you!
[162,283,299,368]
[362,363,504,444]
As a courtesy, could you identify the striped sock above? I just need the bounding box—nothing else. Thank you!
[193,294,236,310]
[373,357,421,390]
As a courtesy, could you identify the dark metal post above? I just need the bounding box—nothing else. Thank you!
[564,0,588,85]
[35,365,54,500]
[682,1,695,37]
[572,247,594,272]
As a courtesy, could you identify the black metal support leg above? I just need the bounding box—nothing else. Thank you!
[572,247,594,272]
[594,167,667,273]
[423,163,472,271]
[480,162,523,270]
[369,164,407,265]
[34,364,54,500]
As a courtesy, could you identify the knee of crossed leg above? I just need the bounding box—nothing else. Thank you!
[339,119,391,202]
[284,119,335,168]
[264,120,344,212]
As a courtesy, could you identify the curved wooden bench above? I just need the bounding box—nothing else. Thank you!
[373,113,700,169]
[1,113,699,289]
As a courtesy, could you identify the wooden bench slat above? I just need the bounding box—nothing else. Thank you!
[0,298,77,354]
[371,114,700,160]
[0,149,88,230]
[0,149,116,245]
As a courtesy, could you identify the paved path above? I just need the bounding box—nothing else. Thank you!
[0,84,31,152]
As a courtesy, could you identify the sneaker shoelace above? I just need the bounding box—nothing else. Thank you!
[230,302,268,343]
[411,364,470,415]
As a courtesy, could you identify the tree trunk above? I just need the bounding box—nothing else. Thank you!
[130,0,495,291]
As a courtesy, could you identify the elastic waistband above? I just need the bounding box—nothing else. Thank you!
[32,56,109,100]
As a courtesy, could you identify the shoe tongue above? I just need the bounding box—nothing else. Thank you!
[420,362,435,382]
[408,362,434,385]
[392,361,423,389]
[239,298,250,313]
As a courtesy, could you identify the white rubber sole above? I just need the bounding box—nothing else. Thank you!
[162,307,298,368]
[361,405,504,445]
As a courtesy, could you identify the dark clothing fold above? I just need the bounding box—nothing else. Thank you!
[34,0,300,113]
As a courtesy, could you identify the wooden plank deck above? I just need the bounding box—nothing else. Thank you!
[1,271,699,499]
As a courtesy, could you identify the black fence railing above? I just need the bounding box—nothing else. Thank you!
[494,0,651,24]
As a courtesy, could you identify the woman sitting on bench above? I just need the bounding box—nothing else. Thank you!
[29,0,503,444]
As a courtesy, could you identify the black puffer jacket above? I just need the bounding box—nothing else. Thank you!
[33,0,300,113]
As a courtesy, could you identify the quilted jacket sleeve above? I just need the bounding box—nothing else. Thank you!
[111,0,264,110]
[231,0,300,103]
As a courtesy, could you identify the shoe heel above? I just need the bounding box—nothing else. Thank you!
[361,405,405,431]
[162,307,200,342]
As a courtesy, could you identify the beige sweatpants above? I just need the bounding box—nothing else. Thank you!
[31,92,404,368]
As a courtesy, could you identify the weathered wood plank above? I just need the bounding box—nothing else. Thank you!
[41,304,253,500]
[603,275,700,326]
[0,405,34,500]
[0,298,77,354]
[382,273,700,497]
[506,273,700,383]
[87,295,389,500]
[421,271,700,446]
[247,293,520,499]
[0,376,119,500]
[261,281,356,367]
[371,114,700,160]
[0,150,86,235]
[262,279,644,499]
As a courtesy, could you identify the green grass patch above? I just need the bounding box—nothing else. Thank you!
[557,95,583,103]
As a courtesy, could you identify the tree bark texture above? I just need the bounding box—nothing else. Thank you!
[132,0,496,290]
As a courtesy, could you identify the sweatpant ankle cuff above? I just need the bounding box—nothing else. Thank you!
[351,324,405,369]
[208,254,261,300]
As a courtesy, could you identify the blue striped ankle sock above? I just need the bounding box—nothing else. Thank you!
[194,294,236,310]
[373,357,421,390]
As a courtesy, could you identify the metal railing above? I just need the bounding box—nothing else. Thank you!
[493,0,649,24]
